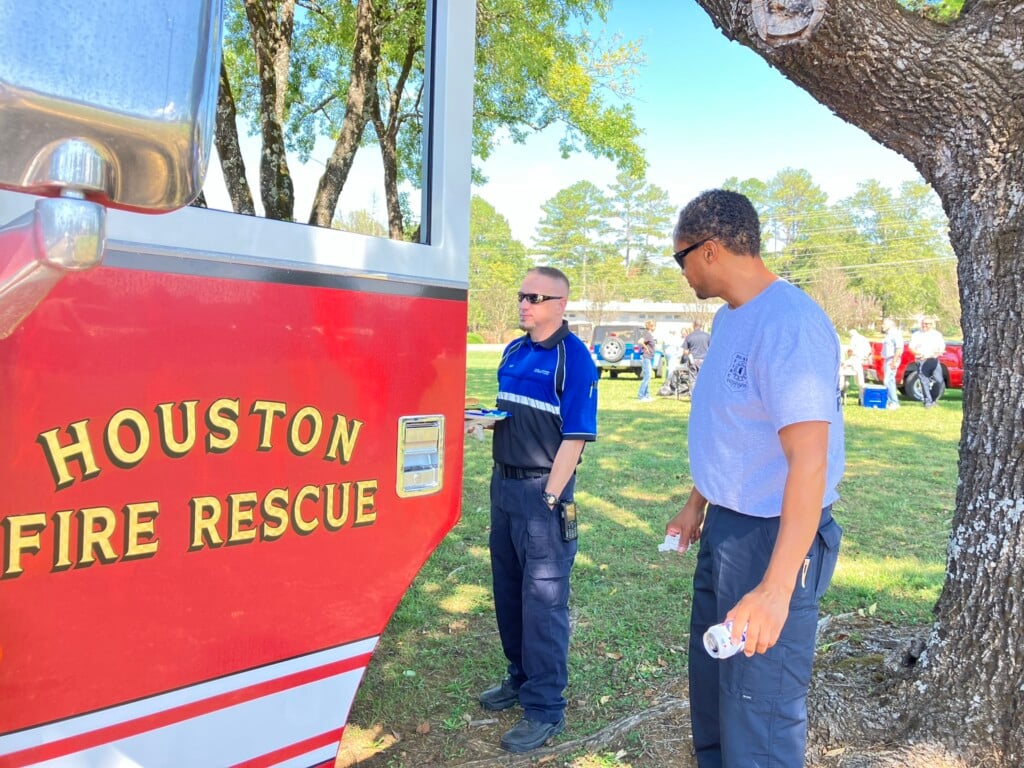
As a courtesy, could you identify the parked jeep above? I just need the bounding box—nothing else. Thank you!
[863,339,963,401]
[590,324,665,379]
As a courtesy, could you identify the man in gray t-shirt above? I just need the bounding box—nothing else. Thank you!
[664,189,845,768]
[683,320,710,363]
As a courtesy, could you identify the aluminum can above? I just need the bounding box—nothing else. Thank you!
[703,620,746,659]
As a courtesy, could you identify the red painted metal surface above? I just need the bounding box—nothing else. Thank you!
[0,263,466,736]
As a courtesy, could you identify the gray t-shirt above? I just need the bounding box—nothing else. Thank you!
[689,280,845,518]
[882,328,904,360]
[683,328,711,360]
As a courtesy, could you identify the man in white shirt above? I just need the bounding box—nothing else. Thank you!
[908,317,945,408]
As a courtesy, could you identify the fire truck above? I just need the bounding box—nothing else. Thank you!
[0,1,474,766]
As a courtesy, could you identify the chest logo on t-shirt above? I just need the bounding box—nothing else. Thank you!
[726,353,748,391]
[533,368,552,376]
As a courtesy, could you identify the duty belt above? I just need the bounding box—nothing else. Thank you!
[495,463,549,480]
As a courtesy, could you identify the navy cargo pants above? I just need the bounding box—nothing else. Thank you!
[489,467,577,723]
[689,504,842,768]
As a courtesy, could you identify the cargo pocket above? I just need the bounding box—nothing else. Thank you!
[813,518,843,600]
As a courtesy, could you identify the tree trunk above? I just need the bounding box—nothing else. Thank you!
[308,0,380,228]
[913,164,1024,763]
[372,100,404,239]
[244,0,295,221]
[371,34,421,240]
[693,1,1024,762]
[214,61,256,216]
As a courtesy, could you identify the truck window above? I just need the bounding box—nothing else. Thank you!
[203,2,432,244]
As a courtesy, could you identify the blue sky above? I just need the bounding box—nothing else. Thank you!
[475,1,922,244]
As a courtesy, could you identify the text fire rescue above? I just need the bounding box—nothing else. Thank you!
[2,398,378,578]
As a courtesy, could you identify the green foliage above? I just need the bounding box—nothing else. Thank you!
[607,170,676,268]
[761,168,830,282]
[837,179,958,329]
[736,170,959,336]
[900,0,964,22]
[466,332,485,344]
[473,0,646,178]
[533,180,615,295]
[468,196,531,342]
[334,208,387,237]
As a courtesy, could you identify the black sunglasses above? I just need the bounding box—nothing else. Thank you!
[517,292,563,304]
[673,236,716,270]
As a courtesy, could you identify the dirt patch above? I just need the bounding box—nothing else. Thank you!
[335,615,979,767]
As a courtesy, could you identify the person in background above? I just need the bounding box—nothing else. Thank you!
[848,329,871,364]
[664,329,682,377]
[847,329,871,402]
[881,318,905,410]
[838,345,861,405]
[637,319,657,402]
[683,319,711,370]
[908,316,945,408]
[664,189,844,768]
[478,266,599,753]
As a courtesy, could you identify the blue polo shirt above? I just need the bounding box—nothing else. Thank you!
[493,321,599,469]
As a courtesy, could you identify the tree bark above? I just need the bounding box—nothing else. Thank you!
[693,0,1024,762]
[371,34,421,240]
[214,61,256,216]
[308,0,380,228]
[244,0,295,221]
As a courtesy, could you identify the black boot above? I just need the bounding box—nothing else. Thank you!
[478,677,520,711]
[499,717,565,752]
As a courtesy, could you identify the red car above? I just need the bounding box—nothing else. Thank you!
[863,339,964,401]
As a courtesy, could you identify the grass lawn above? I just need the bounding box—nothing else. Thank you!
[342,349,960,764]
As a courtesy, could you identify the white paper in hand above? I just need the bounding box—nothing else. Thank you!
[658,533,686,554]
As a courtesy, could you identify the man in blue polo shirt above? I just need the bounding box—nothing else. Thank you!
[479,266,598,753]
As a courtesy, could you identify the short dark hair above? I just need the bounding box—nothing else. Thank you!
[673,189,761,257]
[530,266,570,293]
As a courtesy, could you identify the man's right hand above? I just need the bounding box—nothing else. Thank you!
[666,488,708,553]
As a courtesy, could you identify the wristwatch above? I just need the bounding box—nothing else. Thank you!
[542,492,559,508]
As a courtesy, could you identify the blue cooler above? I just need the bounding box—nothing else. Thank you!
[862,385,888,409]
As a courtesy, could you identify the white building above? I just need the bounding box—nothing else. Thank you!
[565,299,723,340]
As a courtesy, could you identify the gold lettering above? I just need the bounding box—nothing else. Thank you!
[206,398,239,453]
[288,406,323,455]
[122,502,159,560]
[251,400,287,451]
[261,489,289,541]
[293,484,320,534]
[324,482,351,530]
[36,420,101,490]
[53,510,74,571]
[104,409,150,469]
[156,401,198,457]
[77,507,118,566]
[323,415,363,464]
[189,497,224,550]
[2,513,47,578]
[228,492,258,545]
[353,480,378,526]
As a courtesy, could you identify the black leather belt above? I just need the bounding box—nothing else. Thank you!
[496,463,549,480]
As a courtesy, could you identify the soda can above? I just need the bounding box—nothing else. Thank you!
[703,620,746,659]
